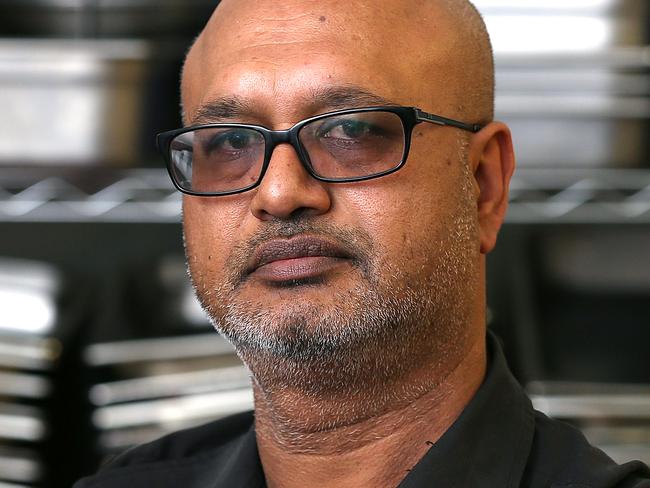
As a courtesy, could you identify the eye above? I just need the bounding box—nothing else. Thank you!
[318,118,382,141]
[204,129,259,154]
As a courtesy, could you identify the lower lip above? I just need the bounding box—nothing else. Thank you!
[250,256,349,284]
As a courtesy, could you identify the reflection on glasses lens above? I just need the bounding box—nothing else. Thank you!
[170,127,265,193]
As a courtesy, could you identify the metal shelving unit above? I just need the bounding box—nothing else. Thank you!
[508,168,650,224]
[0,170,181,223]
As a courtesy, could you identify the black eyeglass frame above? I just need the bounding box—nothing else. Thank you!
[156,106,483,197]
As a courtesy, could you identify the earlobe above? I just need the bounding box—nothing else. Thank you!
[468,122,516,254]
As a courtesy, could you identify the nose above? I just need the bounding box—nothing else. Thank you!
[249,142,332,221]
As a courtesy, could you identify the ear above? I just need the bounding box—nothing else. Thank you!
[468,121,515,254]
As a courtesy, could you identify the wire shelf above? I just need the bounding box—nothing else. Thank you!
[1,168,650,224]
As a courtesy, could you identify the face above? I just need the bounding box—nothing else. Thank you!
[181,0,482,368]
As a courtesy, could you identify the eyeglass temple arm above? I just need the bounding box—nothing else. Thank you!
[415,108,482,133]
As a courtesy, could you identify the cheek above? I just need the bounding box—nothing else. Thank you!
[183,196,249,274]
[337,139,467,267]
[339,177,447,263]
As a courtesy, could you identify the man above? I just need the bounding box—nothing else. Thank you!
[76,0,650,486]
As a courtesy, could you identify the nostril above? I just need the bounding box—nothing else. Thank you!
[287,207,317,221]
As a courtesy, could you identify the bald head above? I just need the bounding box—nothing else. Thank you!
[182,0,494,125]
[438,0,495,122]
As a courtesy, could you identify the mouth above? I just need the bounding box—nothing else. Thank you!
[245,235,354,285]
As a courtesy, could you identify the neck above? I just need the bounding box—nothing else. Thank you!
[251,331,487,488]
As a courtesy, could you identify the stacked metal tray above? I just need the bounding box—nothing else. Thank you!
[0,259,63,487]
[81,256,253,463]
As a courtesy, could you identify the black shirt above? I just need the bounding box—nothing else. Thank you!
[75,336,650,487]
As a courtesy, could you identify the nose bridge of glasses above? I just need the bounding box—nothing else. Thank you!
[267,128,292,147]
[264,127,312,174]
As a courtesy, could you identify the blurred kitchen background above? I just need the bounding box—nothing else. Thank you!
[0,0,649,486]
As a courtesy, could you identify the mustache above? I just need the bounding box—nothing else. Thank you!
[225,219,375,286]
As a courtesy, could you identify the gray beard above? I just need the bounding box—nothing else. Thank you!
[208,266,419,361]
[186,166,479,403]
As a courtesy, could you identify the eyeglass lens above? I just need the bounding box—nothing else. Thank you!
[168,110,406,193]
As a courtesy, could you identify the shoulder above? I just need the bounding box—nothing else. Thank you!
[523,410,650,488]
[73,410,255,488]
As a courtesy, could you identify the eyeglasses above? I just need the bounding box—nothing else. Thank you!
[156,106,482,196]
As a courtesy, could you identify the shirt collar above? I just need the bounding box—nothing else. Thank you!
[212,420,266,488]
[398,331,535,488]
[228,332,535,488]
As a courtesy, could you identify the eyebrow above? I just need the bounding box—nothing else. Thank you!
[188,85,399,126]
[305,85,398,111]
[190,96,254,125]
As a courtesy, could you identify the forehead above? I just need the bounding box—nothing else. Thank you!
[182,0,458,123]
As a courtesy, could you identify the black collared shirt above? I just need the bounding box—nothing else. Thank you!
[75,335,650,487]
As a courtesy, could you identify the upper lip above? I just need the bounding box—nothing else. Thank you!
[246,236,353,274]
